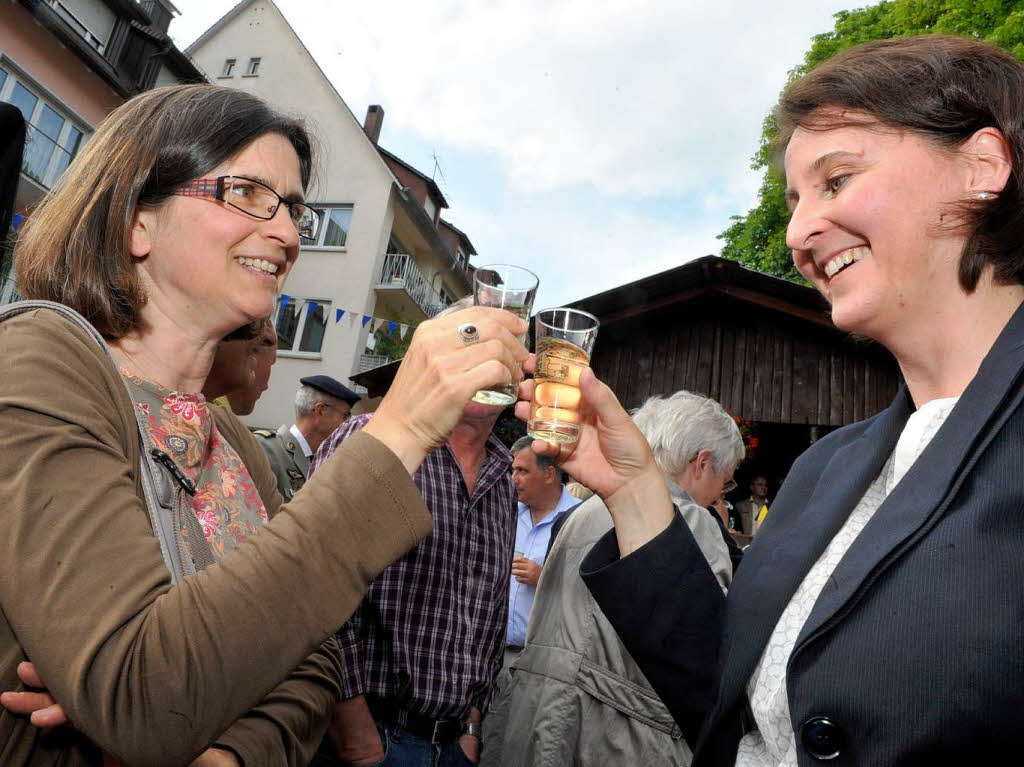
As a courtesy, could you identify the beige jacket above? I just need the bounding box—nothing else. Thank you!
[0,309,432,766]
[481,484,731,767]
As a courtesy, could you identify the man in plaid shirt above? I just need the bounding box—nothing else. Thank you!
[309,398,516,767]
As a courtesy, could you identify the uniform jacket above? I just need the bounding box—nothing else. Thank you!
[582,303,1024,766]
[255,423,310,500]
[483,485,731,767]
[732,498,765,537]
[0,309,432,767]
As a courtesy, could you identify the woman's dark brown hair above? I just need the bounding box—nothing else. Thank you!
[14,84,313,338]
[775,35,1024,292]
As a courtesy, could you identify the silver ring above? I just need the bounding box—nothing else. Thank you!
[458,323,480,346]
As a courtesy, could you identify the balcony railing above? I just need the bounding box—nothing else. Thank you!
[22,123,73,189]
[356,353,392,373]
[377,254,448,319]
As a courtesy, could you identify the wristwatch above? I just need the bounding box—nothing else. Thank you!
[460,720,482,739]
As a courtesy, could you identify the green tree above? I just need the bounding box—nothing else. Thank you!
[373,317,415,361]
[720,0,1024,281]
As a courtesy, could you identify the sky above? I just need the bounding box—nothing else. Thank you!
[168,0,858,309]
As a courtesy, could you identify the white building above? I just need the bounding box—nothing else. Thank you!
[187,0,474,427]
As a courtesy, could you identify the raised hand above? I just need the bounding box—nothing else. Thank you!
[516,361,675,556]
[364,307,528,473]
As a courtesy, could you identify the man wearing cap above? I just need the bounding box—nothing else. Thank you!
[253,375,360,500]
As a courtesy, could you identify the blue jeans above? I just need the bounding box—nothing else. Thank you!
[371,723,477,767]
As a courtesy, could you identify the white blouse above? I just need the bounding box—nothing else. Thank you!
[735,396,960,766]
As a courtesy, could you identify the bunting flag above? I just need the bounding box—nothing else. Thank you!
[276,298,431,341]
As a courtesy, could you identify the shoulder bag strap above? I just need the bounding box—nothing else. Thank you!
[0,300,198,582]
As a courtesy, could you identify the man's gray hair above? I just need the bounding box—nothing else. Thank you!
[294,384,341,418]
[511,435,563,481]
[631,391,745,478]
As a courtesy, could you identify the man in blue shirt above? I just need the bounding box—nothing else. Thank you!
[505,436,578,668]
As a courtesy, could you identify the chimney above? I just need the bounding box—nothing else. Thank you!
[364,105,384,145]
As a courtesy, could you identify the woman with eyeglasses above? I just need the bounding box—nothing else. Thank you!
[0,84,526,766]
[519,35,1024,765]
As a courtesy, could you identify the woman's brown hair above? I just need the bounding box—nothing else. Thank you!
[775,35,1024,292]
[14,84,313,338]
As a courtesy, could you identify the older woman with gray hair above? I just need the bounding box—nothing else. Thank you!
[482,390,744,767]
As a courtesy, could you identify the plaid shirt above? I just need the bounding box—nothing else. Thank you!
[308,414,516,719]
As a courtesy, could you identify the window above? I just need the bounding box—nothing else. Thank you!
[0,68,89,189]
[245,57,261,76]
[300,205,352,249]
[455,248,467,271]
[275,298,331,355]
[48,0,115,53]
[220,58,236,77]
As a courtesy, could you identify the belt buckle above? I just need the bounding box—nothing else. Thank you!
[431,718,447,745]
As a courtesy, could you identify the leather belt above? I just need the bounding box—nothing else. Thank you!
[367,695,463,745]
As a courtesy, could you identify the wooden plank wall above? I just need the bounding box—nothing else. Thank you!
[590,294,900,425]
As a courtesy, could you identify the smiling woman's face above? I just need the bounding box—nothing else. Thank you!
[783,114,971,343]
[130,132,303,339]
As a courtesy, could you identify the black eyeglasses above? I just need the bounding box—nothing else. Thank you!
[175,176,320,240]
[321,402,351,422]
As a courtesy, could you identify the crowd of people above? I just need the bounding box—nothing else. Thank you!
[1,31,1023,767]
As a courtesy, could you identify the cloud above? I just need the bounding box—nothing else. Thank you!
[294,0,849,200]
[171,0,849,303]
[174,1,849,199]
[452,190,723,307]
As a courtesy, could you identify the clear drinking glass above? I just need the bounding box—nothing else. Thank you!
[527,308,600,444]
[472,264,539,406]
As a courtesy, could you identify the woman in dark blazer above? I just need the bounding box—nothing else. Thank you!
[518,35,1024,766]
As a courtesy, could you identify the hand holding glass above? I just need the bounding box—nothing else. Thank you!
[472,265,539,406]
[528,308,599,444]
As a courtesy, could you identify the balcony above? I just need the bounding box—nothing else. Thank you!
[376,253,449,319]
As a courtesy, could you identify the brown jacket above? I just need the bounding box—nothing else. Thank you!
[0,309,432,766]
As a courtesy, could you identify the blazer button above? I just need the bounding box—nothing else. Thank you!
[801,716,843,761]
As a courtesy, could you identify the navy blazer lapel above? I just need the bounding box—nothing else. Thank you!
[795,305,1024,652]
[715,389,912,709]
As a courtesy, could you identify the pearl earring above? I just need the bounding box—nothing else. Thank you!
[974,191,996,200]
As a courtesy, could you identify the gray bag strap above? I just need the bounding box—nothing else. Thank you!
[0,299,197,582]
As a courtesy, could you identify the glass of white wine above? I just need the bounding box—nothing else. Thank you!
[471,264,539,406]
[527,307,599,444]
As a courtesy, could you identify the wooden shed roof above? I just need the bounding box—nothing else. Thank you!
[565,255,832,328]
